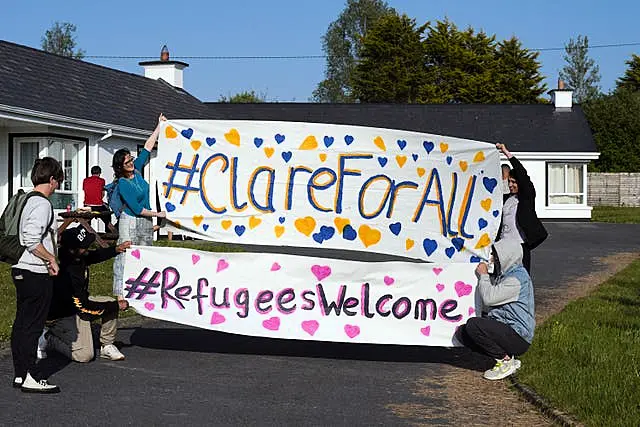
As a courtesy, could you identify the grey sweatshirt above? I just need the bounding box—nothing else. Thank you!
[13,196,57,274]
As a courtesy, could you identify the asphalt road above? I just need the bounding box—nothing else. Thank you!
[1,222,638,426]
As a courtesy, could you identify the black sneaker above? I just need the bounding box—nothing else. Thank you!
[12,377,23,389]
[20,373,60,394]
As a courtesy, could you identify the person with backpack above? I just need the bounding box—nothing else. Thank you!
[8,157,64,393]
[111,114,167,296]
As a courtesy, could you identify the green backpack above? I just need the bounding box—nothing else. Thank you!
[0,190,53,265]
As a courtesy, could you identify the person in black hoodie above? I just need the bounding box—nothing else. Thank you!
[45,226,131,362]
[495,143,548,273]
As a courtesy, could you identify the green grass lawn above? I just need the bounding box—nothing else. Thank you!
[518,259,640,426]
[0,240,239,341]
[592,206,640,223]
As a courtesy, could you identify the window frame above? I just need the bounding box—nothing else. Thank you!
[546,161,588,206]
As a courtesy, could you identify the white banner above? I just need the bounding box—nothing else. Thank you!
[124,246,480,346]
[157,120,502,263]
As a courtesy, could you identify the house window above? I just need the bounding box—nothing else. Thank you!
[47,140,80,209]
[19,142,39,187]
[547,163,586,205]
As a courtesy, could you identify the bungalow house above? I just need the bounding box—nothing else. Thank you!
[0,40,598,223]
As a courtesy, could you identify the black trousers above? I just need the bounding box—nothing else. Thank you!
[521,243,531,274]
[456,316,529,360]
[11,268,53,380]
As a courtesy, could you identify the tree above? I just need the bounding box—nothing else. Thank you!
[559,35,601,103]
[218,90,266,103]
[616,53,640,92]
[583,89,640,172]
[312,0,394,102]
[352,14,428,103]
[494,37,547,103]
[41,22,85,59]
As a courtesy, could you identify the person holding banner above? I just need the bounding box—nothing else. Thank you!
[495,143,548,273]
[455,239,535,380]
[111,114,167,296]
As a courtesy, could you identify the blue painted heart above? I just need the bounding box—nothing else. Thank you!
[319,225,335,240]
[312,232,324,244]
[344,135,354,145]
[282,151,293,162]
[389,222,402,236]
[165,202,176,212]
[445,247,456,258]
[206,137,216,146]
[397,139,407,150]
[253,137,264,148]
[493,210,500,218]
[470,256,482,263]
[423,141,434,154]
[275,134,285,144]
[342,224,357,241]
[423,238,438,256]
[234,225,246,236]
[412,153,419,161]
[478,218,488,230]
[378,157,388,167]
[278,216,285,224]
[483,177,498,193]
[202,224,210,231]
[323,136,334,148]
[181,128,194,139]
[452,237,465,251]
[446,156,453,165]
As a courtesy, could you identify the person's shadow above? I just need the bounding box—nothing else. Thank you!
[128,325,494,372]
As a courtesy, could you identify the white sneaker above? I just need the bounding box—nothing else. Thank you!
[100,344,125,361]
[36,328,48,360]
[483,357,518,380]
[21,373,60,394]
[513,358,522,370]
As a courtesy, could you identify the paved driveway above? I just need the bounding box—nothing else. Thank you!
[0,222,638,426]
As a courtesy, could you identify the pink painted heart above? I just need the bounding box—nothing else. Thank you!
[420,326,431,336]
[144,302,154,311]
[311,265,332,281]
[270,262,281,271]
[262,316,280,331]
[210,312,226,325]
[217,259,229,273]
[432,267,443,275]
[383,276,395,286]
[131,249,141,259]
[468,307,475,316]
[344,324,360,339]
[436,283,445,292]
[301,320,319,336]
[454,281,473,297]
[192,254,201,265]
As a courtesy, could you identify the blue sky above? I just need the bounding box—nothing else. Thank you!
[1,0,638,102]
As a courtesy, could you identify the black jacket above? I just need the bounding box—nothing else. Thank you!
[498,156,548,250]
[48,246,119,320]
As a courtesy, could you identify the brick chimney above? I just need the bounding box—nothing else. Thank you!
[548,78,573,111]
[139,45,189,89]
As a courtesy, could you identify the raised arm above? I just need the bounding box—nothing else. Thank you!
[143,113,167,152]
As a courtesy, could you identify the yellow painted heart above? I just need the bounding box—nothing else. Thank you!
[174,220,181,226]
[396,155,407,168]
[294,216,316,236]
[473,151,485,162]
[221,220,232,230]
[264,147,274,158]
[190,140,202,151]
[440,142,449,153]
[299,135,318,150]
[165,126,178,139]
[374,136,387,151]
[405,238,415,250]
[224,128,240,146]
[319,153,327,162]
[334,217,350,233]
[274,225,285,238]
[192,215,204,227]
[480,198,492,212]
[417,167,426,177]
[249,216,262,229]
[459,160,468,172]
[358,224,381,248]
[474,233,491,249]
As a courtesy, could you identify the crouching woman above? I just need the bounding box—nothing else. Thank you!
[455,239,535,380]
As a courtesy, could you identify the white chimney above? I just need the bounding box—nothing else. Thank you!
[548,78,573,111]
[139,45,189,89]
